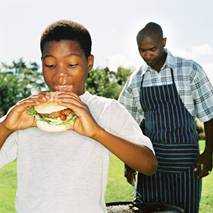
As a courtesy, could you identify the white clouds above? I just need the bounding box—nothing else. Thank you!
[175,44,213,59]
[173,44,213,84]
[104,54,136,72]
[204,63,213,84]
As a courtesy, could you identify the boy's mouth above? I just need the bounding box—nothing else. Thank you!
[54,85,73,92]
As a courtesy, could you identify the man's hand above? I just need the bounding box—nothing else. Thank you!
[56,92,101,137]
[194,151,212,179]
[2,93,49,131]
[124,164,137,186]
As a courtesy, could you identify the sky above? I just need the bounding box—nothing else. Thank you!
[0,0,213,82]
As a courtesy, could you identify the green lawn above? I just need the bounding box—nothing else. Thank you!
[0,141,212,212]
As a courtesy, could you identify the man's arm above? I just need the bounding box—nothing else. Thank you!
[204,119,213,154]
[191,63,213,178]
[195,119,213,178]
[202,119,213,177]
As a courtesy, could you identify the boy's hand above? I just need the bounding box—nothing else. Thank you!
[2,93,49,131]
[56,92,101,138]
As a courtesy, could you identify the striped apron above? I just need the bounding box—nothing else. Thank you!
[136,68,202,213]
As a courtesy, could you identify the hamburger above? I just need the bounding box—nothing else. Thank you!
[28,102,77,132]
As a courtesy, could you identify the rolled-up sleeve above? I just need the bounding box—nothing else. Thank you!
[191,63,213,122]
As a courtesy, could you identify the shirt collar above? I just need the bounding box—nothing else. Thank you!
[165,50,176,70]
[79,91,91,102]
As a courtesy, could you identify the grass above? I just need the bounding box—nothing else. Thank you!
[0,162,17,213]
[0,141,212,212]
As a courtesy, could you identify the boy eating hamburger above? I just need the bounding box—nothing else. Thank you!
[0,20,157,213]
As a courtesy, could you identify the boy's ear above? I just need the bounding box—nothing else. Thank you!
[87,55,94,71]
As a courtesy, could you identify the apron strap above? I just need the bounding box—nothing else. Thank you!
[140,67,176,108]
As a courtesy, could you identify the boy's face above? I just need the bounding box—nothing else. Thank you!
[42,40,94,95]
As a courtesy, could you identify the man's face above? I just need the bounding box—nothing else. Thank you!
[138,36,166,68]
[42,40,93,95]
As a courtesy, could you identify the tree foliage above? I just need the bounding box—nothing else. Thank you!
[86,67,132,99]
[0,59,45,116]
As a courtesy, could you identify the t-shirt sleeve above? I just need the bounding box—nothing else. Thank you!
[191,63,213,122]
[104,100,154,154]
[0,117,18,168]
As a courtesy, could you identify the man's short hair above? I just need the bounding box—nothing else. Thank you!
[136,22,163,46]
[40,20,92,57]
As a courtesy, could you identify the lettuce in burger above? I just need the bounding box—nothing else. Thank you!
[28,102,77,132]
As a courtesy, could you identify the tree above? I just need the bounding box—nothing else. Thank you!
[86,67,132,99]
[0,59,45,116]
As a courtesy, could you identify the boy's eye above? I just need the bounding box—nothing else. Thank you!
[45,64,55,68]
[68,64,78,68]
[151,47,157,51]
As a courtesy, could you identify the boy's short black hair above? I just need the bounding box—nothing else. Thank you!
[136,22,163,46]
[40,20,92,57]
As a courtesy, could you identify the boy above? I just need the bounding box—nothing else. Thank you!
[0,20,157,213]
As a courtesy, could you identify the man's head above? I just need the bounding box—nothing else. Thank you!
[136,22,167,69]
[40,20,94,95]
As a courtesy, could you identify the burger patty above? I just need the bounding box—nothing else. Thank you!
[39,108,74,121]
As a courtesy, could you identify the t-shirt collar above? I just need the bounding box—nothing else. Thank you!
[79,91,91,102]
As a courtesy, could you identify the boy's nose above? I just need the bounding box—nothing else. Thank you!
[53,67,69,85]
[57,72,68,85]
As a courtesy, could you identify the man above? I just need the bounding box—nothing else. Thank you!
[119,22,213,213]
[0,20,157,213]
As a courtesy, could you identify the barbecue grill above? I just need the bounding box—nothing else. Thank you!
[106,201,184,213]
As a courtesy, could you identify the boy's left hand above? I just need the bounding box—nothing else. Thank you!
[56,92,101,138]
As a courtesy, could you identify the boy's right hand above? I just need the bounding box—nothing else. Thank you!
[1,93,49,132]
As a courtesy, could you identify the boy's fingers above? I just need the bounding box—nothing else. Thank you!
[58,102,80,112]
[15,99,43,113]
[59,101,88,116]
[57,98,86,108]
[17,94,48,103]
[17,97,39,104]
[57,94,80,100]
[57,92,80,99]
[38,92,51,101]
[57,93,81,103]
[13,101,37,113]
[58,101,89,118]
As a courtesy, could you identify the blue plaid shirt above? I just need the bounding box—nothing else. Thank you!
[119,50,213,124]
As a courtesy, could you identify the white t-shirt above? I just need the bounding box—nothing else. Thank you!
[0,91,154,213]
